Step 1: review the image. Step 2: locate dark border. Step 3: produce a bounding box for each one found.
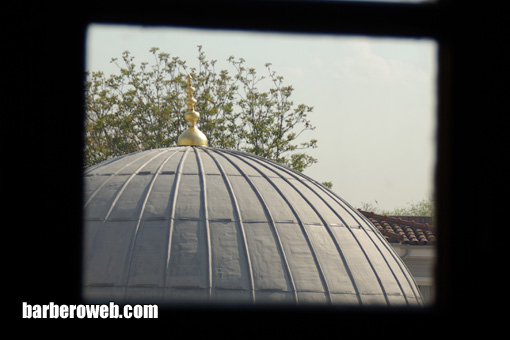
[8,0,508,332]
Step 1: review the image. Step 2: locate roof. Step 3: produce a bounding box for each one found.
[83,146,424,306]
[358,210,436,245]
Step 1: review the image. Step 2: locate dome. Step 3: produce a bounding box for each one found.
[83,146,423,306]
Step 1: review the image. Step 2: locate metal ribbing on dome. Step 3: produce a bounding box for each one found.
[83,146,423,306]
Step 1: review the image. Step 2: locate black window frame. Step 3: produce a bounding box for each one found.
[10,0,507,332]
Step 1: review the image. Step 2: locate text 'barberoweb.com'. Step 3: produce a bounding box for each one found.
[22,302,158,319]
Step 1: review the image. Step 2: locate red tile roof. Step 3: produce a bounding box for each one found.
[358,210,436,245]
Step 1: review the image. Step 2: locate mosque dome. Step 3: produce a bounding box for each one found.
[82,76,423,306]
[83,146,423,306]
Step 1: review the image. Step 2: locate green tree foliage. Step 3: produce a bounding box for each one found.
[359,197,434,217]
[321,181,333,189]
[85,46,318,171]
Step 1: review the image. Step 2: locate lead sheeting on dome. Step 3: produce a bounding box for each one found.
[83,146,423,306]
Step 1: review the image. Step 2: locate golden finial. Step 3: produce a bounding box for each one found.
[177,75,208,147]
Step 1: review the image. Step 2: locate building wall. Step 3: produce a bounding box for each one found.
[392,244,436,305]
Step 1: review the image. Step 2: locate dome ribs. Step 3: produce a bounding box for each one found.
[103,151,166,222]
[83,147,425,306]
[84,150,160,211]
[255,156,397,305]
[194,148,213,298]
[355,211,430,305]
[84,150,169,286]
[164,147,191,288]
[225,149,364,305]
[217,149,334,304]
[217,151,331,303]
[123,149,179,298]
[84,153,149,209]
[203,148,256,303]
[271,163,420,306]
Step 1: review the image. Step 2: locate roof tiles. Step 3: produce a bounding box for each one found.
[358,210,436,245]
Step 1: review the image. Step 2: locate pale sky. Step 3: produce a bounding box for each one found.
[86,24,437,212]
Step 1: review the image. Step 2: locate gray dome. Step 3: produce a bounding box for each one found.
[83,146,423,306]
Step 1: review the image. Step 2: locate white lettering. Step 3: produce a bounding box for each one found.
[49,302,59,318]
[85,304,100,318]
[124,304,132,318]
[134,305,143,319]
[60,304,69,318]
[99,304,108,318]
[22,302,31,318]
[69,304,77,318]
[109,302,120,318]
[22,302,158,318]
[76,305,86,318]
[33,305,42,318]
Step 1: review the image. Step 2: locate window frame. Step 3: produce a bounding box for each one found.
[13,0,506,331]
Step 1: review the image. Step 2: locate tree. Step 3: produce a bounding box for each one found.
[85,46,318,172]
[359,197,434,217]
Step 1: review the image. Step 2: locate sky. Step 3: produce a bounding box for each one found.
[86,24,437,212]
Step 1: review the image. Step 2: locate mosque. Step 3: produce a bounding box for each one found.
[83,75,424,306]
